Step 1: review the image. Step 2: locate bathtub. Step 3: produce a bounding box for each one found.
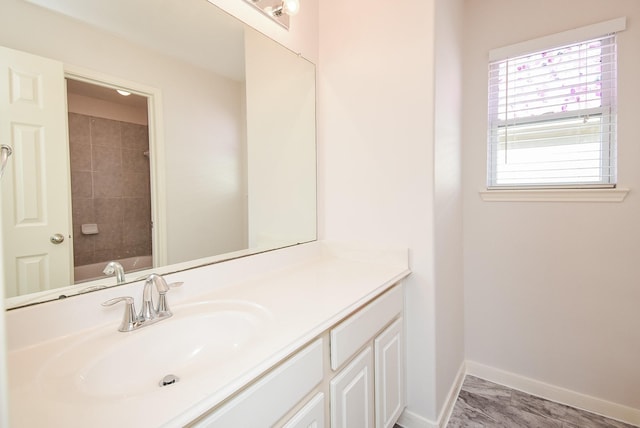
[74,255,153,284]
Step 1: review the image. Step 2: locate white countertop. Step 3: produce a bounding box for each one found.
[6,242,410,427]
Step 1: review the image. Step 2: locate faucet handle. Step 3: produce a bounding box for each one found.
[102,296,134,307]
[102,297,139,332]
[167,281,184,290]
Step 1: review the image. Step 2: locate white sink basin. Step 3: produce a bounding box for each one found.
[36,300,272,399]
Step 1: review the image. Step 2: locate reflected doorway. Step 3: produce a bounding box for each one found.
[66,79,153,283]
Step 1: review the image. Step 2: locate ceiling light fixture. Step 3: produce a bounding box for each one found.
[116,89,131,96]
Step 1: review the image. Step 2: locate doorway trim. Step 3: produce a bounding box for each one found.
[64,64,167,269]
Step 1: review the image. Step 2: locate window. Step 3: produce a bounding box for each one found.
[486,21,624,189]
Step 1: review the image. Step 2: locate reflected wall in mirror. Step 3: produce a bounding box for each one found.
[0,0,317,309]
[66,80,154,284]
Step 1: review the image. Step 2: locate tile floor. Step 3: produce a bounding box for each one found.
[445,376,636,428]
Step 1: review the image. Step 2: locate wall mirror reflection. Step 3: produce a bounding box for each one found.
[0,0,317,309]
[66,80,153,285]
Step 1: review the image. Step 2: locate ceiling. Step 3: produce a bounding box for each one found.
[24,0,246,81]
[66,79,149,109]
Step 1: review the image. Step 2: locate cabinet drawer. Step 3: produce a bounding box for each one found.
[330,285,402,370]
[193,339,323,428]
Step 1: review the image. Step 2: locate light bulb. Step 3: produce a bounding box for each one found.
[282,0,300,15]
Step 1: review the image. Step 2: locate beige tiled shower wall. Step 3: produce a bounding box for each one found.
[68,112,152,268]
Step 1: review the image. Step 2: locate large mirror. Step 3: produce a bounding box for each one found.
[0,0,317,309]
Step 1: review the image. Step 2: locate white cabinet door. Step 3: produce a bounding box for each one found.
[330,346,374,428]
[282,392,324,428]
[375,317,404,428]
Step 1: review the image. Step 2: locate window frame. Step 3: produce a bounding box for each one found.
[485,18,626,191]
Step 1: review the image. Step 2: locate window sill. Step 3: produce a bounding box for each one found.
[479,188,630,202]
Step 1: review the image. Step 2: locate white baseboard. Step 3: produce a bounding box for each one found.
[396,408,437,428]
[396,361,466,428]
[466,361,640,427]
[437,362,466,428]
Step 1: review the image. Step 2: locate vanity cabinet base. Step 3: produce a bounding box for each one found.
[190,283,405,428]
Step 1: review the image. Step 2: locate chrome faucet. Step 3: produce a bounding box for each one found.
[102,273,184,332]
[140,273,183,321]
[103,261,126,284]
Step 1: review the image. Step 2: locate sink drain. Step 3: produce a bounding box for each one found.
[159,374,180,387]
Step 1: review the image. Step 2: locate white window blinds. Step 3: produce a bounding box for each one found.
[487,32,619,189]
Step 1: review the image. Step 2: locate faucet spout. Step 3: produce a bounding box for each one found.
[140,273,170,321]
[103,261,126,284]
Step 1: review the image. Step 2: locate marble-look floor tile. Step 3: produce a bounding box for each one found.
[447,392,508,427]
[510,389,572,421]
[462,376,513,400]
[444,376,637,428]
[510,389,636,428]
[561,405,636,428]
[455,388,562,428]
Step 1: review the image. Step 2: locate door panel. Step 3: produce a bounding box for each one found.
[330,346,374,428]
[375,318,404,428]
[0,45,72,297]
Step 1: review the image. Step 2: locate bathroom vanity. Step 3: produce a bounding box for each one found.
[5,242,410,427]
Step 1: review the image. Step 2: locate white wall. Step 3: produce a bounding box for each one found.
[434,0,465,418]
[0,0,248,265]
[319,0,465,424]
[463,0,640,414]
[67,93,148,125]
[162,64,247,263]
[244,29,317,249]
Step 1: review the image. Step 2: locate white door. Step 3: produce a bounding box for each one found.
[0,45,72,297]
